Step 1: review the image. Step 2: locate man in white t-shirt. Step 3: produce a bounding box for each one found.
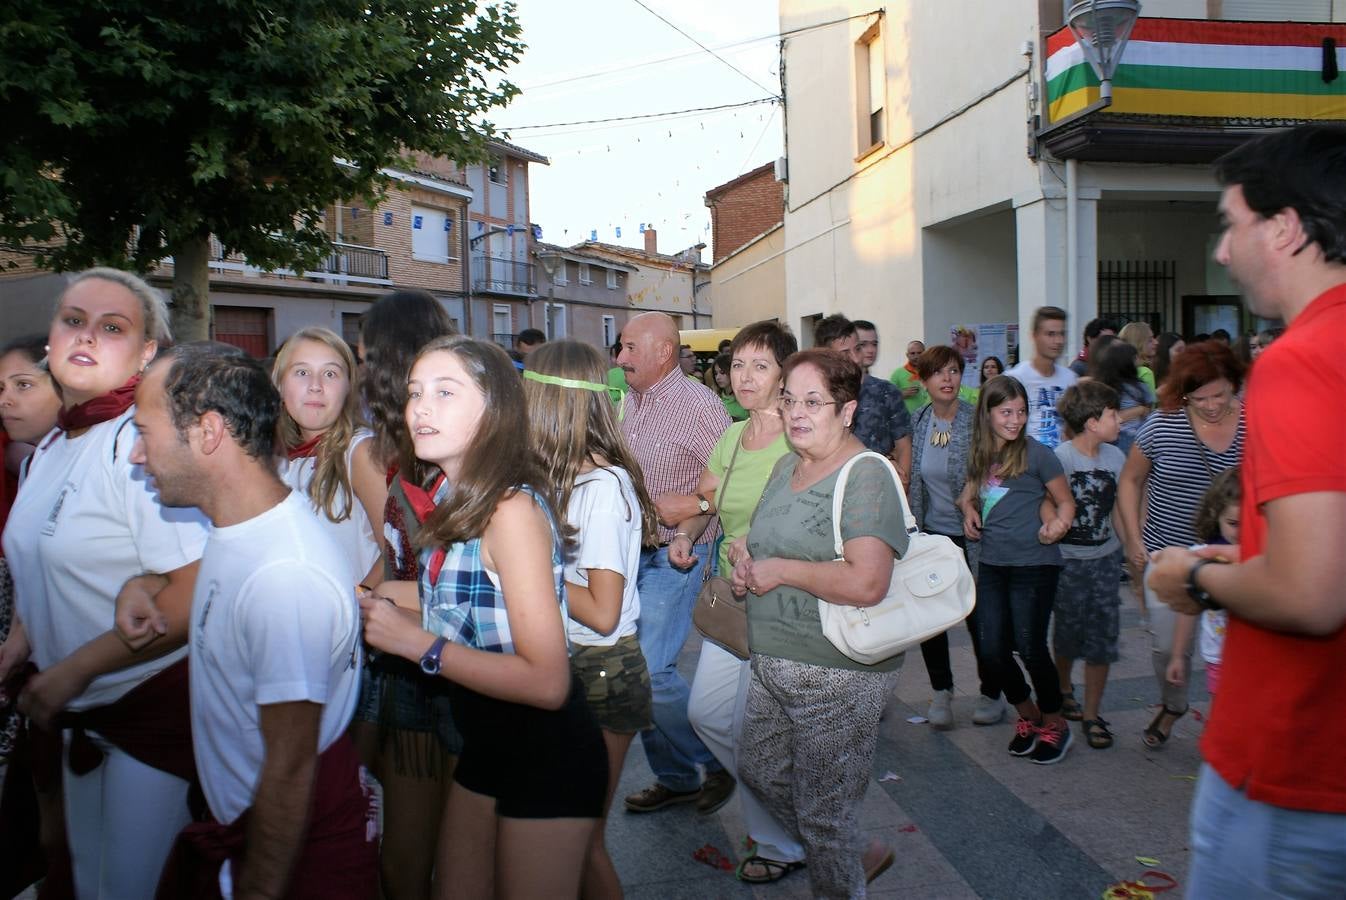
[118,342,374,899]
[1006,306,1078,449]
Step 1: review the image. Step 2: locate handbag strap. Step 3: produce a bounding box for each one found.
[703,428,746,579]
[829,450,916,559]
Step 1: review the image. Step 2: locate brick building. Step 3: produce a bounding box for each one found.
[703,162,786,328]
[704,161,785,263]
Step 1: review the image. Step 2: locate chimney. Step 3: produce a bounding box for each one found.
[644,228,658,255]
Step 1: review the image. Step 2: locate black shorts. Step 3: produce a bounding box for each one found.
[450,673,608,819]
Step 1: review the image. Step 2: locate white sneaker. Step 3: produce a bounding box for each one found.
[928,689,954,730]
[972,694,1007,726]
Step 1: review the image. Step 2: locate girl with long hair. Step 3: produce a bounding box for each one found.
[273,327,385,587]
[523,339,657,898]
[958,375,1076,764]
[1090,340,1154,455]
[1117,322,1158,392]
[360,337,606,899]
[353,290,459,900]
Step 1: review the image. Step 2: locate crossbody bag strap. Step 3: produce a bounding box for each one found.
[829,450,917,560]
[703,429,746,579]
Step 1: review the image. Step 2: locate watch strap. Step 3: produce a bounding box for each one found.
[420,635,449,674]
[1186,558,1223,611]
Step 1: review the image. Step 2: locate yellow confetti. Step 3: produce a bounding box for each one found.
[1169,774,1197,781]
[1135,856,1161,866]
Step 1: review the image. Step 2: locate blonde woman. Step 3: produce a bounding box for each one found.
[1118,322,1158,394]
[523,339,657,900]
[273,327,386,588]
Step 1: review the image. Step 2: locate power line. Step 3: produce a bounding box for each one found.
[627,0,780,97]
[503,96,777,132]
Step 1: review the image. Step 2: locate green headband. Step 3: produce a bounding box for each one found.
[522,369,609,393]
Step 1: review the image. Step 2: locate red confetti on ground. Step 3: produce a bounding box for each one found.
[1190,708,1205,722]
[692,843,734,871]
[897,824,919,833]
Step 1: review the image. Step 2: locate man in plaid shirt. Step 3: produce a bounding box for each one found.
[616,312,737,815]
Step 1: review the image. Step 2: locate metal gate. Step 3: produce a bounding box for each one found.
[1097,260,1177,334]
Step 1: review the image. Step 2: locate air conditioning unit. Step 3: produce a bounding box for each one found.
[773,156,788,183]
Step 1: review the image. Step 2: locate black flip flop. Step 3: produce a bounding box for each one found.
[736,855,806,884]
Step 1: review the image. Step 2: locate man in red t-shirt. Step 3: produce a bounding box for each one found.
[1148,125,1346,897]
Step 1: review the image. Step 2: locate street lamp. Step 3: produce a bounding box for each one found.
[1066,0,1141,103]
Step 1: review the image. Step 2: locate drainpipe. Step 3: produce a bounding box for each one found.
[461,207,473,336]
[1066,158,1079,358]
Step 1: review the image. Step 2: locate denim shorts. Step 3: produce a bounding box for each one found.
[569,633,653,735]
[354,654,463,757]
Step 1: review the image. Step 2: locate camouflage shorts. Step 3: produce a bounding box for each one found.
[570,633,653,735]
[1051,550,1123,664]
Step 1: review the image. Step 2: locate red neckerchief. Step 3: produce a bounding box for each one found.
[904,362,919,378]
[56,375,140,432]
[286,435,322,460]
[401,473,448,584]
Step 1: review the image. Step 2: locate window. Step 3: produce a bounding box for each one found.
[606,268,618,290]
[553,260,568,285]
[411,205,455,264]
[488,155,507,185]
[492,304,512,342]
[857,25,885,153]
[546,303,567,339]
[341,312,363,349]
[579,263,592,285]
[212,306,271,357]
[602,315,617,348]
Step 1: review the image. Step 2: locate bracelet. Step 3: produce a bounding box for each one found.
[673,532,691,542]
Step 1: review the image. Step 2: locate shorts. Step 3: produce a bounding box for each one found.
[1051,550,1123,664]
[569,633,653,734]
[450,674,608,820]
[354,654,463,756]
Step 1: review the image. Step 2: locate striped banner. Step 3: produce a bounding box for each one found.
[1046,17,1346,122]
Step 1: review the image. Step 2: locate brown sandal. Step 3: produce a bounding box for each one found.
[1142,706,1185,749]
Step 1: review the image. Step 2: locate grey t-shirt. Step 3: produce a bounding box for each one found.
[976,438,1066,567]
[747,454,909,672]
[918,422,963,536]
[1053,441,1126,560]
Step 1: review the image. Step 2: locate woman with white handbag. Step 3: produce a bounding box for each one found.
[731,349,907,899]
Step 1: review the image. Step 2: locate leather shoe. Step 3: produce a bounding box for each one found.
[624,782,700,813]
[696,770,736,814]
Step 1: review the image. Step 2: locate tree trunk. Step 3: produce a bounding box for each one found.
[169,232,211,343]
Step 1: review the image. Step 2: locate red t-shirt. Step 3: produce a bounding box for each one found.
[1201,283,1346,813]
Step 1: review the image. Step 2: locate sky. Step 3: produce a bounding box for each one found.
[492,0,784,262]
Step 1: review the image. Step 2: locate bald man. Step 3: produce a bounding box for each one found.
[615,313,736,815]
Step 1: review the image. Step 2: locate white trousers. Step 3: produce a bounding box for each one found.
[64,731,192,900]
[688,640,805,863]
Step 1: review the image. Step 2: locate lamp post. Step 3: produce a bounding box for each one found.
[1066,0,1141,103]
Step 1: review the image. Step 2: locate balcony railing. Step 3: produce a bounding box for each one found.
[208,236,391,286]
[471,254,536,296]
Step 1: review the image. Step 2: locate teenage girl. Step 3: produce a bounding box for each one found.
[1167,467,1240,696]
[359,337,607,899]
[273,327,385,588]
[523,339,657,899]
[958,375,1077,765]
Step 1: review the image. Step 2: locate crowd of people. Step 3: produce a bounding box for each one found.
[0,126,1341,900]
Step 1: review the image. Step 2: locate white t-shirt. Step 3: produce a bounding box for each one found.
[190,491,361,824]
[2,412,207,710]
[564,467,643,647]
[276,428,380,588]
[1005,361,1078,449]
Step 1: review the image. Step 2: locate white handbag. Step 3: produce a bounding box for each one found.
[817,451,976,665]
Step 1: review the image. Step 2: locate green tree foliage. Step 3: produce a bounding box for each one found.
[0,0,523,339]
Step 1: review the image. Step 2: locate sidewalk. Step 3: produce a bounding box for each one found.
[609,591,1208,899]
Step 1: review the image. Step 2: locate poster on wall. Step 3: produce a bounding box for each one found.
[952,323,1019,388]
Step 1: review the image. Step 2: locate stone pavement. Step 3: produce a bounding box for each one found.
[608,590,1209,899]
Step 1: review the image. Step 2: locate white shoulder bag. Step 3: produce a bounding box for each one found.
[817,451,976,666]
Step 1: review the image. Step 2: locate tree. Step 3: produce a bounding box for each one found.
[0,0,523,340]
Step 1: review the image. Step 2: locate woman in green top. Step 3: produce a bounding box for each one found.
[733,349,908,898]
[708,351,748,421]
[1119,321,1159,393]
[666,321,801,884]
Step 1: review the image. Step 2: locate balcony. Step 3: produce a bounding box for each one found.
[471,254,536,296]
[1041,17,1346,163]
[208,237,392,287]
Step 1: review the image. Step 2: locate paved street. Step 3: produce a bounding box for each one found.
[608,590,1207,899]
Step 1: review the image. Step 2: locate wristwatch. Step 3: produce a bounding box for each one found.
[419,636,449,675]
[696,493,711,514]
[1186,559,1224,611]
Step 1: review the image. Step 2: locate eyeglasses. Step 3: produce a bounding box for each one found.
[779,397,838,413]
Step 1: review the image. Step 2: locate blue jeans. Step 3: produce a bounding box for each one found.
[635,544,721,792]
[1189,763,1346,898]
[974,563,1062,715]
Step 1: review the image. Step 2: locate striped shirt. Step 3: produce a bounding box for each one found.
[620,365,730,545]
[1135,409,1245,553]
